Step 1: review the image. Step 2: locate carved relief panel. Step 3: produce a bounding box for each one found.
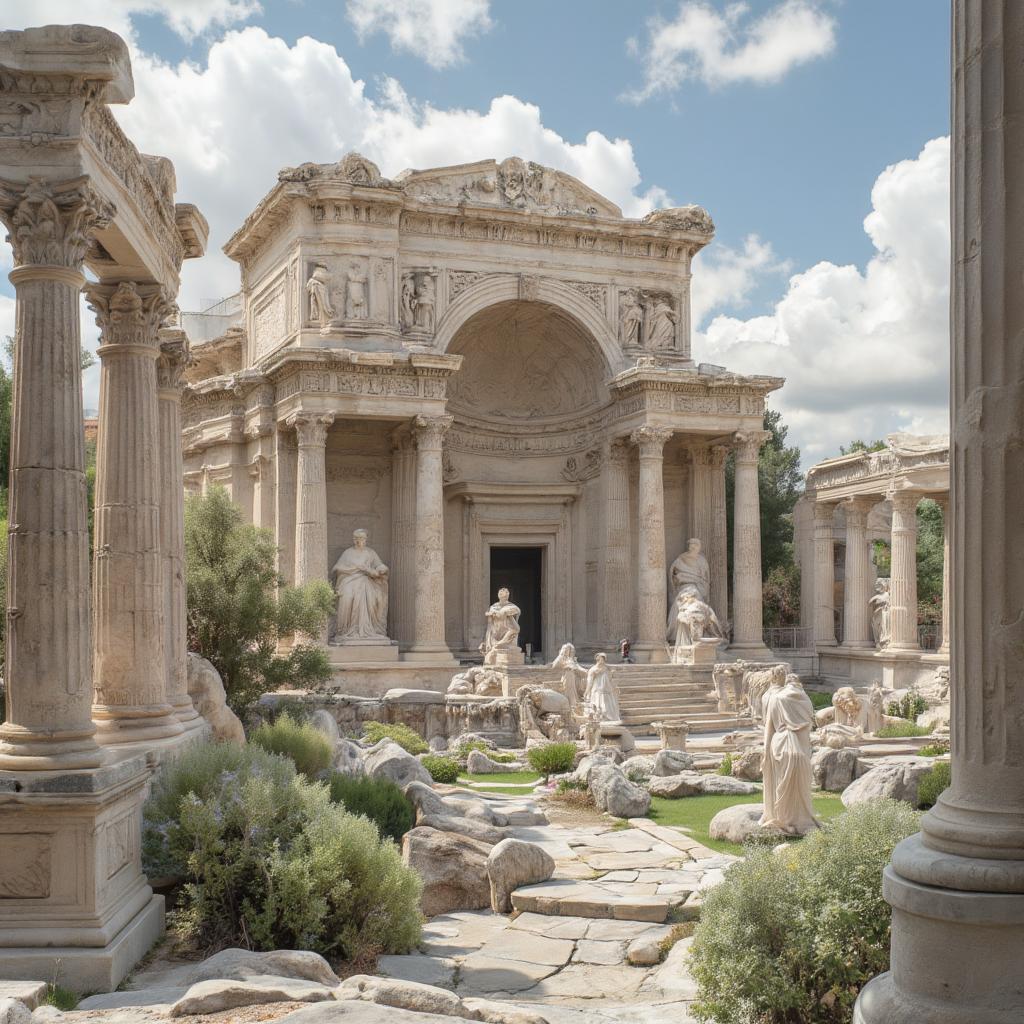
[252,275,287,359]
[400,267,438,334]
[304,255,395,331]
[617,288,679,353]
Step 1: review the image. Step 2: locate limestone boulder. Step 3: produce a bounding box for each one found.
[572,746,622,784]
[653,748,694,776]
[337,976,463,1017]
[731,746,764,782]
[402,826,493,916]
[841,759,934,808]
[620,754,657,781]
[647,771,705,798]
[364,740,432,789]
[708,803,779,844]
[168,977,333,1016]
[466,748,521,774]
[416,813,504,847]
[334,738,364,775]
[589,764,651,818]
[0,999,32,1024]
[186,652,245,744]
[486,837,555,913]
[699,774,760,796]
[444,794,509,827]
[812,746,864,792]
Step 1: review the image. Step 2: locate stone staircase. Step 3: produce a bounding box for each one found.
[611,664,743,734]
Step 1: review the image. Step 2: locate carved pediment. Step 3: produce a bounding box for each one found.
[642,205,715,236]
[278,152,392,188]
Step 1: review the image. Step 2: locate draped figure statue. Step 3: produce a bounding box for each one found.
[584,653,621,723]
[760,673,819,835]
[869,579,892,649]
[551,643,585,710]
[332,528,389,641]
[667,538,712,639]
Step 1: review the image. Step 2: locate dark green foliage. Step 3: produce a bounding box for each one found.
[362,721,429,754]
[875,721,932,738]
[717,753,733,776]
[914,498,945,606]
[840,439,887,454]
[327,772,415,844]
[45,985,79,1011]
[249,712,333,779]
[184,487,334,713]
[917,761,951,809]
[887,694,927,721]
[762,562,801,629]
[918,741,950,758]
[690,800,921,1024]
[421,755,461,784]
[808,691,833,711]
[450,738,517,765]
[526,741,577,778]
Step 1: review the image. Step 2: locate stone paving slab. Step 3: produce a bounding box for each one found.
[511,880,674,922]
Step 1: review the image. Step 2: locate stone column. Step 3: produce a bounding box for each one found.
[812,502,837,646]
[887,491,920,651]
[841,497,875,648]
[0,179,110,769]
[730,430,771,654]
[708,444,730,626]
[855,5,1024,1019]
[289,412,334,588]
[601,438,631,648]
[389,428,417,648]
[936,494,951,655]
[157,330,201,730]
[630,426,672,662]
[688,446,713,556]
[89,280,183,744]
[408,415,454,660]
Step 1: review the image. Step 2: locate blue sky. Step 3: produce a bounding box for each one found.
[0,0,952,463]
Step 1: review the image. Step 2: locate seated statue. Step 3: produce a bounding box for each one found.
[447,666,503,697]
[332,528,389,641]
[479,587,522,665]
[671,590,725,661]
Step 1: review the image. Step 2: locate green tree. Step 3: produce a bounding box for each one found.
[840,438,887,454]
[185,486,334,713]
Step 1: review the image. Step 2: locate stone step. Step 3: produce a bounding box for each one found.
[510,879,678,923]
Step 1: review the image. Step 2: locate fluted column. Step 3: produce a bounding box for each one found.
[389,428,417,647]
[0,179,110,769]
[408,415,454,659]
[708,444,730,626]
[936,494,950,655]
[688,445,713,557]
[812,502,837,646]
[856,6,1024,1019]
[730,430,771,653]
[888,491,920,651]
[157,330,201,730]
[631,426,672,662]
[601,439,631,648]
[841,497,875,648]
[89,280,183,744]
[289,412,334,588]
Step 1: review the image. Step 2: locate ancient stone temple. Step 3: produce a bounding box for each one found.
[181,153,782,691]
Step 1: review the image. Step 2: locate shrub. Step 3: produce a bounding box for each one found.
[875,721,932,738]
[918,741,950,757]
[327,773,415,844]
[552,777,594,808]
[143,741,422,960]
[690,800,921,1024]
[917,761,951,809]
[362,721,428,755]
[808,691,833,711]
[718,752,733,776]
[420,755,460,784]
[886,693,927,721]
[250,712,333,779]
[451,738,517,765]
[527,741,577,779]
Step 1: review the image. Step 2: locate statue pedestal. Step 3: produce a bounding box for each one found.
[597,721,636,754]
[328,638,399,664]
[671,639,722,666]
[485,648,525,668]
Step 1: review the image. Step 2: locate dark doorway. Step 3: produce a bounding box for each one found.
[489,546,543,659]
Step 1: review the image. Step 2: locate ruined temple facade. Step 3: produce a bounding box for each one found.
[181,154,782,687]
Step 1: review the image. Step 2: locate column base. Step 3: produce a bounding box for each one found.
[92,704,185,744]
[0,725,104,771]
[403,647,459,666]
[631,642,669,664]
[841,641,875,650]
[854,834,1024,1023]
[171,699,207,732]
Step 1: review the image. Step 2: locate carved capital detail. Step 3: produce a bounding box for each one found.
[0,175,114,269]
[156,331,193,392]
[413,414,453,450]
[890,490,922,516]
[288,412,335,447]
[630,425,672,457]
[87,280,173,351]
[733,429,771,464]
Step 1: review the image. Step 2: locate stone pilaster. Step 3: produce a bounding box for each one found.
[0,178,110,769]
[274,426,297,586]
[688,446,713,559]
[936,494,950,655]
[249,455,275,530]
[730,430,771,654]
[389,429,417,648]
[156,330,201,730]
[601,439,631,648]
[630,426,672,662]
[88,280,183,744]
[841,497,875,648]
[887,491,920,651]
[289,412,334,588]
[708,444,730,627]
[855,5,1024,1018]
[812,502,837,646]
[408,415,454,660]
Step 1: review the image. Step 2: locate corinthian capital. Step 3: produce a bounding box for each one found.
[288,411,335,447]
[733,429,771,464]
[86,280,173,350]
[0,175,114,269]
[156,330,193,393]
[630,425,673,457]
[413,414,453,449]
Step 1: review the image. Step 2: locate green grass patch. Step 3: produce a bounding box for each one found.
[458,770,541,786]
[649,792,846,855]
[45,985,79,1011]
[807,691,833,711]
[876,721,933,738]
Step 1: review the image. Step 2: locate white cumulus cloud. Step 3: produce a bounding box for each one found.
[627,0,837,102]
[345,0,492,69]
[694,136,951,466]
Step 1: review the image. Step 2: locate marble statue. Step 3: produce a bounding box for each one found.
[672,589,725,649]
[711,660,748,714]
[746,663,788,725]
[414,274,435,331]
[480,587,522,664]
[584,653,621,723]
[869,578,892,649]
[760,673,819,835]
[817,722,865,749]
[400,274,416,328]
[620,290,643,347]
[867,680,885,734]
[670,537,711,604]
[833,686,867,729]
[551,642,585,709]
[345,261,367,319]
[646,296,677,351]
[447,665,502,697]
[306,264,334,328]
[582,706,603,751]
[332,528,389,641]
